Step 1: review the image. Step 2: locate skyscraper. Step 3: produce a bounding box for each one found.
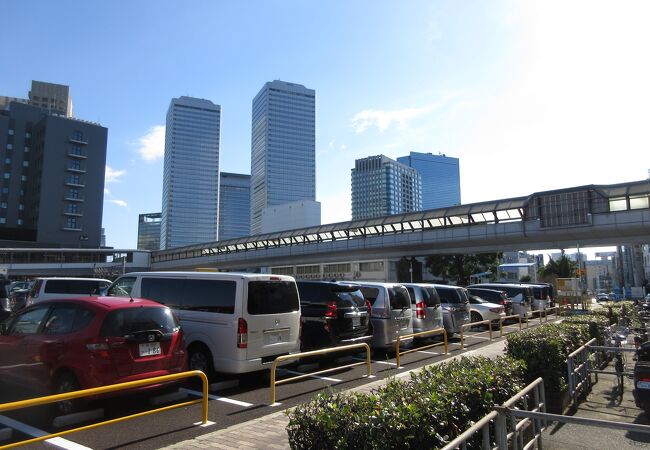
[160,96,221,249]
[0,102,107,247]
[137,212,161,250]
[250,80,316,235]
[351,155,422,220]
[218,172,251,241]
[1,81,73,117]
[397,152,461,210]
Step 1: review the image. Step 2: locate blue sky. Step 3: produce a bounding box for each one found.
[2,1,649,250]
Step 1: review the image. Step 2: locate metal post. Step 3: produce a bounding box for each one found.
[460,326,465,350]
[495,411,507,449]
[488,320,493,341]
[567,356,574,401]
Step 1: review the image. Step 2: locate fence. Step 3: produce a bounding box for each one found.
[270,342,372,404]
[0,370,209,449]
[395,327,448,368]
[459,320,493,350]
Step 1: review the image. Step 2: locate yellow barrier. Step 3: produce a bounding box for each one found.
[460,319,493,350]
[270,343,371,404]
[0,370,209,449]
[528,308,548,324]
[499,314,523,337]
[395,327,447,369]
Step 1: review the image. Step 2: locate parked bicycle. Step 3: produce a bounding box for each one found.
[610,325,629,397]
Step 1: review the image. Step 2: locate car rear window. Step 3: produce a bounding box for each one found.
[44,279,103,295]
[437,287,465,304]
[387,286,410,310]
[422,287,441,307]
[140,277,236,314]
[359,287,380,305]
[100,307,179,337]
[247,281,300,315]
[334,289,366,307]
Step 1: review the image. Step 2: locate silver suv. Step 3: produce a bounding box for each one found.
[401,283,443,335]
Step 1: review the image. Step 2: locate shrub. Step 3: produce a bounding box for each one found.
[286,356,525,450]
[505,322,589,392]
[561,314,609,344]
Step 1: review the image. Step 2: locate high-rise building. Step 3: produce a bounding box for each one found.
[397,152,460,210]
[0,102,107,247]
[137,212,162,250]
[351,155,422,220]
[250,80,316,235]
[261,200,321,234]
[218,173,251,241]
[1,81,73,117]
[161,96,221,249]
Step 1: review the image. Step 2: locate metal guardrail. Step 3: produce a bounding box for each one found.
[395,327,448,368]
[459,319,493,350]
[498,314,523,337]
[441,377,546,450]
[270,343,371,404]
[567,337,597,403]
[0,370,209,449]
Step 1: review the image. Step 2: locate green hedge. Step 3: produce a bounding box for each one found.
[560,314,609,344]
[505,322,590,392]
[286,356,525,450]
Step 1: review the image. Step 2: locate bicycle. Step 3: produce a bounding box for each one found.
[611,326,629,398]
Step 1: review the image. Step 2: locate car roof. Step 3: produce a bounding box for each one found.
[118,271,294,281]
[31,296,165,311]
[35,277,112,282]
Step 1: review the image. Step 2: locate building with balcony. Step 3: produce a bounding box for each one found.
[0,102,107,247]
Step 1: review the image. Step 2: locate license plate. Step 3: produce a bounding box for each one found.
[637,381,650,390]
[264,331,286,344]
[352,317,361,327]
[139,342,161,357]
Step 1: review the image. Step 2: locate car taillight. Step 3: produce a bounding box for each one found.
[86,340,110,358]
[365,299,372,314]
[325,300,337,318]
[237,318,248,349]
[416,301,426,319]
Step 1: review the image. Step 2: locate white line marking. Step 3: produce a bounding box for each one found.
[193,420,216,428]
[180,388,253,408]
[278,369,342,382]
[352,357,397,366]
[416,350,441,355]
[0,415,91,450]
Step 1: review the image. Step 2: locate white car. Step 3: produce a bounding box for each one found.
[468,294,505,326]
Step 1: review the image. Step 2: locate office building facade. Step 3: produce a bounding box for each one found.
[351,155,422,220]
[218,172,251,241]
[0,102,107,247]
[397,152,460,210]
[137,212,162,250]
[261,200,321,234]
[250,80,316,235]
[161,96,221,249]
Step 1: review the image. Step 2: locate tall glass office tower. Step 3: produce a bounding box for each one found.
[218,172,251,240]
[250,80,316,235]
[397,152,460,210]
[351,155,422,220]
[161,96,221,249]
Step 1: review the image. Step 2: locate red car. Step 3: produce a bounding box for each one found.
[0,297,187,414]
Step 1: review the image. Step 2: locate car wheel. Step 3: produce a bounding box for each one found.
[470,311,483,328]
[53,372,83,416]
[188,345,215,380]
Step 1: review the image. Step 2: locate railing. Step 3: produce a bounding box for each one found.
[528,308,548,324]
[441,377,546,450]
[395,327,447,368]
[459,320,493,350]
[270,343,372,404]
[498,314,523,337]
[567,337,597,403]
[0,370,209,449]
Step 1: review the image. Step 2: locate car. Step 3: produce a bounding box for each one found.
[466,287,513,315]
[0,297,187,415]
[356,282,413,350]
[468,294,506,327]
[401,283,444,335]
[596,293,609,302]
[106,272,301,376]
[296,281,371,352]
[27,277,112,306]
[429,284,471,336]
[467,283,532,318]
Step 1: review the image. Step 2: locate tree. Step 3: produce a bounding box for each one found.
[397,257,422,283]
[425,253,501,285]
[520,275,532,283]
[538,250,577,280]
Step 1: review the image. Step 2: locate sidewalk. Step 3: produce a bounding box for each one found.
[162,341,508,450]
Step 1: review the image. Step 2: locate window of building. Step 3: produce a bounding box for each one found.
[8,130,14,136]
[20,175,26,182]
[17,219,23,225]
[69,160,81,171]
[70,146,84,156]
[4,158,10,165]
[66,203,78,214]
[6,144,12,150]
[66,217,78,229]
[68,174,80,185]
[68,188,79,199]
[24,146,29,153]
[22,161,28,167]
[72,130,83,141]
[18,204,24,211]
[1,188,8,194]
[0,218,6,224]
[1,203,7,209]
[3,173,9,179]
[25,132,31,139]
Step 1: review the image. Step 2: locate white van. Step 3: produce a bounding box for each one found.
[27,277,112,306]
[106,272,301,375]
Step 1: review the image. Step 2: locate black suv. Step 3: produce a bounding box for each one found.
[466,287,512,315]
[296,281,371,351]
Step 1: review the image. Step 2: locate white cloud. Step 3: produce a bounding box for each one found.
[351,96,456,134]
[109,199,129,209]
[328,141,335,148]
[136,125,165,162]
[340,144,347,151]
[105,166,126,183]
